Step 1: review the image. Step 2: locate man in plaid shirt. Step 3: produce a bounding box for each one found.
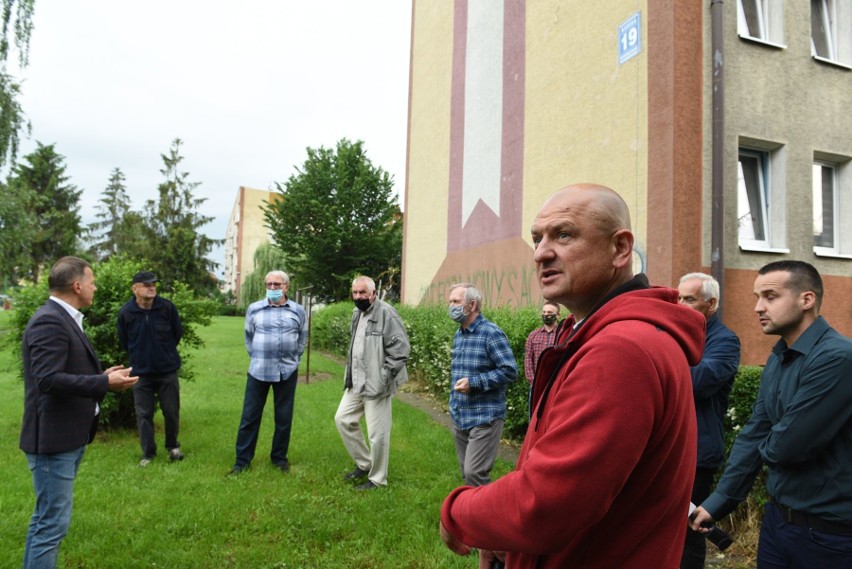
[228,270,307,475]
[523,301,562,383]
[447,283,517,487]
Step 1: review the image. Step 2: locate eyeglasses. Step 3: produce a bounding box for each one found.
[265,282,286,289]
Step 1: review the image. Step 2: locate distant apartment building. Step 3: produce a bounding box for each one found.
[223,187,279,298]
[402,1,851,364]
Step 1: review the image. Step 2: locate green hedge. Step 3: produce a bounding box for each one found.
[311,302,765,455]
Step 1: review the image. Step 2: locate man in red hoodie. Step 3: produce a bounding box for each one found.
[441,183,705,568]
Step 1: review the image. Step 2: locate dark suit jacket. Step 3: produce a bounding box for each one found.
[19,299,109,454]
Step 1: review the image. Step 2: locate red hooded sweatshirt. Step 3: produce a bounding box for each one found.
[442,286,705,568]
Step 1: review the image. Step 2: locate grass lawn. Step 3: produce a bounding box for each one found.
[0,313,511,568]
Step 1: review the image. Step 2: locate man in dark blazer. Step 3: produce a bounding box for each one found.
[20,256,137,569]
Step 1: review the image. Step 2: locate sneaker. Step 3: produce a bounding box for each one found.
[343,466,369,481]
[139,456,153,468]
[169,448,184,462]
[355,481,379,491]
[276,462,290,473]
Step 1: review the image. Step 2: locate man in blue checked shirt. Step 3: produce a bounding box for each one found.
[447,283,518,487]
[228,270,307,475]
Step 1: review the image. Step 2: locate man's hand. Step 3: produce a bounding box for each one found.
[689,505,714,533]
[454,378,471,393]
[107,367,138,392]
[440,521,472,556]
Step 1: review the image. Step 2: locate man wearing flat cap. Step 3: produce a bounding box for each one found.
[118,271,184,466]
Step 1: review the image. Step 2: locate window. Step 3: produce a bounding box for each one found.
[737,141,788,252]
[813,154,852,257]
[738,150,769,245]
[811,0,852,67]
[813,162,836,249]
[738,0,785,46]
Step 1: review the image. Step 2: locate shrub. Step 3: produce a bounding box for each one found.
[8,255,218,429]
[723,365,768,503]
[309,302,355,356]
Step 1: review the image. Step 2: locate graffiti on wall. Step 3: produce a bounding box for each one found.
[419,262,538,308]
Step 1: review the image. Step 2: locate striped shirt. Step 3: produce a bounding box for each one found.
[244,297,307,382]
[450,314,518,430]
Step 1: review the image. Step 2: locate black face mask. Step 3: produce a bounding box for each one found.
[542,314,558,325]
[354,298,372,312]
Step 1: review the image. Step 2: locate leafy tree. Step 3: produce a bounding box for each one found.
[5,142,83,284]
[264,138,403,302]
[8,255,218,429]
[0,0,34,168]
[0,177,35,287]
[239,243,288,308]
[143,138,222,295]
[87,167,147,261]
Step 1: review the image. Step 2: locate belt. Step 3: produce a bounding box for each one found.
[771,500,852,535]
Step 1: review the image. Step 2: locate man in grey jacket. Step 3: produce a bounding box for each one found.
[334,275,410,490]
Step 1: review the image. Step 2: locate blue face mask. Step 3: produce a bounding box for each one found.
[267,289,284,302]
[448,304,467,323]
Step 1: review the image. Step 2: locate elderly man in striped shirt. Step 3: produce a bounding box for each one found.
[447,283,518,487]
[228,270,307,475]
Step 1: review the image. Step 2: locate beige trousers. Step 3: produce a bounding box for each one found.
[334,388,392,486]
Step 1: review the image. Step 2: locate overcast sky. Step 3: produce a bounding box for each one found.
[12,1,412,276]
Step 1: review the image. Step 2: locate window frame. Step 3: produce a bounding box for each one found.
[813,153,852,259]
[737,140,788,254]
[812,160,837,250]
[737,0,786,48]
[811,0,852,69]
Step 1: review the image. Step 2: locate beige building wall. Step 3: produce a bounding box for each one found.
[403,1,454,307]
[522,2,649,269]
[403,0,650,307]
[223,187,277,297]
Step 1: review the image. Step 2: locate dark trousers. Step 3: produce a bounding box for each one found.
[234,371,298,468]
[756,502,852,569]
[681,467,717,569]
[133,372,180,458]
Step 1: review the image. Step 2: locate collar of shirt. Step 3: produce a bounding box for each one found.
[772,316,829,360]
[50,296,85,331]
[461,313,484,334]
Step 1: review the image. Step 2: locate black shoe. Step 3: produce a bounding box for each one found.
[355,481,378,491]
[169,447,184,462]
[343,466,369,481]
[276,463,290,473]
[227,465,247,477]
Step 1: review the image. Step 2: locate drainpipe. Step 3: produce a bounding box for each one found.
[710,0,726,320]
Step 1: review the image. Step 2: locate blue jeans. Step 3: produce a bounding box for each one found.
[23,446,86,569]
[234,371,298,468]
[757,502,852,569]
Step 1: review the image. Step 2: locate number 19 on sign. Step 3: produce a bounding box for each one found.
[618,12,641,65]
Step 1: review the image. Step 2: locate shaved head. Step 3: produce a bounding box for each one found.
[531,183,635,318]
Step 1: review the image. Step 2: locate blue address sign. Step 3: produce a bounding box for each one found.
[618,12,641,65]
